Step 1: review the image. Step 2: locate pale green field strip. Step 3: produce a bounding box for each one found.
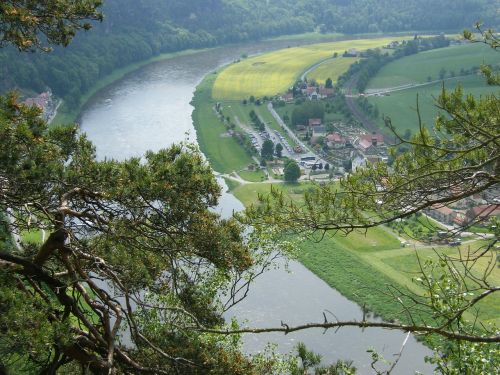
[367,43,500,89]
[213,36,410,100]
[368,74,498,133]
[192,74,254,173]
[307,57,360,84]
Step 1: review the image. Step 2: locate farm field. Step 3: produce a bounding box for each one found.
[213,36,409,100]
[367,43,499,89]
[368,74,498,133]
[306,57,360,84]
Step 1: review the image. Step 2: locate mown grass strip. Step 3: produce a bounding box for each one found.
[192,74,254,173]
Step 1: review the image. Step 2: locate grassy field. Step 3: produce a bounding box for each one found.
[231,181,499,325]
[238,170,266,182]
[367,43,499,89]
[213,37,409,100]
[231,181,320,206]
[191,74,254,173]
[307,57,360,84]
[368,74,498,133]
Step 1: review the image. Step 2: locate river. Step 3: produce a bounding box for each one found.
[79,36,434,374]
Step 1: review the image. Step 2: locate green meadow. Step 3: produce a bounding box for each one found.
[231,182,499,325]
[368,74,498,133]
[367,43,499,89]
[191,73,254,173]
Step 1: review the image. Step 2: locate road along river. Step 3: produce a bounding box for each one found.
[79,37,434,374]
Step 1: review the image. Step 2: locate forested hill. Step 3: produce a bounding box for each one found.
[1,0,498,108]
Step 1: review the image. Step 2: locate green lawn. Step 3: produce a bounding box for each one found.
[238,170,267,182]
[367,43,499,89]
[368,74,498,133]
[379,244,500,326]
[232,181,321,206]
[192,74,255,173]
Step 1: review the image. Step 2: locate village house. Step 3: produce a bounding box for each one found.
[302,86,318,100]
[357,133,384,152]
[24,91,51,111]
[312,125,326,135]
[326,132,345,149]
[386,41,401,49]
[308,118,322,127]
[318,86,334,98]
[279,92,294,103]
[465,205,500,225]
[344,48,359,57]
[426,205,457,225]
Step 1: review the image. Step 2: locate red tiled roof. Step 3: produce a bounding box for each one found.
[309,118,322,126]
[431,205,455,216]
[327,133,343,143]
[360,133,384,144]
[468,205,500,218]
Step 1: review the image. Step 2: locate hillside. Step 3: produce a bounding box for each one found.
[366,43,499,133]
[367,43,500,89]
[0,0,498,109]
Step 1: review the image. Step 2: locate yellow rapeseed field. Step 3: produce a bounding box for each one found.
[306,57,360,85]
[212,37,407,100]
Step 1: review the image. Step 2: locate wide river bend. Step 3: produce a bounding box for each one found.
[80,37,434,374]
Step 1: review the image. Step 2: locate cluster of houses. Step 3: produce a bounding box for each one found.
[294,114,390,172]
[279,81,335,103]
[425,186,500,228]
[22,91,56,121]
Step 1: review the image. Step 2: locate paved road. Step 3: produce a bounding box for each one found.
[300,57,335,81]
[256,113,294,158]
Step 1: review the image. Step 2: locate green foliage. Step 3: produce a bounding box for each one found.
[291,101,324,127]
[275,143,283,158]
[0,0,102,51]
[261,139,275,160]
[284,160,301,183]
[295,342,322,372]
[0,92,277,373]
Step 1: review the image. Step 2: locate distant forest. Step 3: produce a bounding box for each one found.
[1,0,498,107]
